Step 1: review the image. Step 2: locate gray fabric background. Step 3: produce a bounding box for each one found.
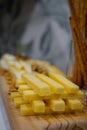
[0,0,72,73]
[0,0,72,72]
[20,0,72,73]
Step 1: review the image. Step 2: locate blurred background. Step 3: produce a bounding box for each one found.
[0,0,72,73]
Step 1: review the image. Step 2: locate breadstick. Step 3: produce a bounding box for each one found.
[74,31,87,87]
[70,17,87,87]
[73,60,78,84]
[77,62,82,87]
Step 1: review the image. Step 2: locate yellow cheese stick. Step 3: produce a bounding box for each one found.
[20,104,81,116]
[32,100,45,113]
[2,54,15,63]
[20,104,68,116]
[47,99,65,112]
[64,90,84,99]
[66,99,83,110]
[23,89,61,100]
[22,89,84,101]
[76,90,84,98]
[22,74,51,96]
[23,90,60,100]
[45,106,62,114]
[23,90,40,102]
[19,100,84,116]
[14,61,23,70]
[51,65,66,76]
[19,61,32,73]
[63,105,80,113]
[35,73,64,94]
[20,105,52,116]
[49,73,79,93]
[16,79,26,86]
[18,84,32,94]
[11,92,21,100]
[14,97,27,108]
[20,104,34,116]
[60,90,84,99]
[60,91,74,99]
[11,90,83,102]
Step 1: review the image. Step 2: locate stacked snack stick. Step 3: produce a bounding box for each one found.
[0,54,84,116]
[68,0,87,88]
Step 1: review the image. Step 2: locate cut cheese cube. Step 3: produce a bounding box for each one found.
[23,90,40,102]
[22,74,51,96]
[18,85,32,94]
[49,73,79,93]
[11,92,21,100]
[32,100,45,113]
[36,73,64,94]
[14,97,27,108]
[66,99,83,110]
[20,104,33,116]
[47,99,65,112]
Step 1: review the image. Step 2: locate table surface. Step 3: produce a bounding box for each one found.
[0,95,11,130]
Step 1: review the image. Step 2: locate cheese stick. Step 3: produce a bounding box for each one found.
[49,73,79,93]
[20,105,52,116]
[35,73,64,94]
[66,99,83,110]
[14,97,28,108]
[76,90,84,98]
[23,90,40,102]
[13,61,23,70]
[46,99,65,112]
[16,79,26,86]
[32,100,45,113]
[19,61,32,73]
[18,84,32,94]
[11,92,21,100]
[22,74,51,96]
[20,104,34,116]
[60,90,84,99]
